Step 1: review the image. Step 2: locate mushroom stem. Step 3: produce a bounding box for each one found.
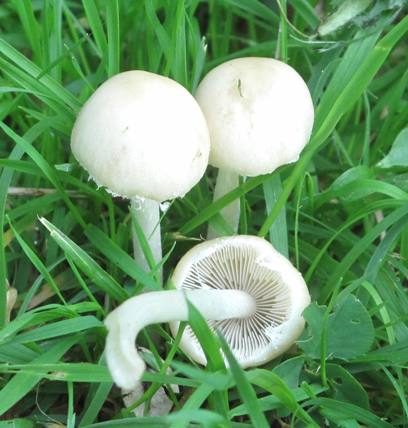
[104,289,256,390]
[207,169,240,239]
[130,197,162,280]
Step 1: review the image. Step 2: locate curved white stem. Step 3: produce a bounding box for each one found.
[207,169,240,239]
[130,197,162,280]
[105,289,256,390]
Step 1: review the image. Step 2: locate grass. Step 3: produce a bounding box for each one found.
[0,0,408,426]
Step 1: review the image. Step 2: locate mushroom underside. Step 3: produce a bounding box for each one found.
[177,243,292,360]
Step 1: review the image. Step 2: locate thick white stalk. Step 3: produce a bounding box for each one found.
[130,197,162,279]
[207,169,240,239]
[105,289,256,390]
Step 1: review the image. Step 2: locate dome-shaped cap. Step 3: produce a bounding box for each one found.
[71,71,210,202]
[170,235,310,368]
[195,57,314,177]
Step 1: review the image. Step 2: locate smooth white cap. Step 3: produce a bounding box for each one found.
[195,57,314,176]
[71,71,210,202]
[170,235,311,368]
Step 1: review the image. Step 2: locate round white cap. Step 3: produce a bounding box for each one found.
[170,235,310,368]
[71,71,210,202]
[195,57,314,176]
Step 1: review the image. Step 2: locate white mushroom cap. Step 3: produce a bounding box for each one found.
[170,235,310,368]
[71,71,210,202]
[195,57,314,177]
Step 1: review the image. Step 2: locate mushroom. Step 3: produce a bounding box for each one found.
[195,57,314,238]
[71,71,210,275]
[105,235,310,390]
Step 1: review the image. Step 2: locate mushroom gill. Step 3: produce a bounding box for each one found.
[181,241,291,359]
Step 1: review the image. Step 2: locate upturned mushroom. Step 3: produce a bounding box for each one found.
[71,71,210,275]
[105,236,310,390]
[195,57,314,237]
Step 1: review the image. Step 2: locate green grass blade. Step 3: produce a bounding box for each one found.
[0,38,80,112]
[1,362,111,383]
[263,174,288,256]
[13,316,102,344]
[80,380,112,426]
[0,120,50,327]
[218,335,269,428]
[106,0,120,77]
[8,218,67,306]
[11,0,42,61]
[187,300,228,418]
[309,397,394,428]
[0,335,78,416]
[39,217,128,302]
[247,369,319,426]
[82,0,108,58]
[321,203,408,301]
[84,225,159,291]
[0,122,86,228]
